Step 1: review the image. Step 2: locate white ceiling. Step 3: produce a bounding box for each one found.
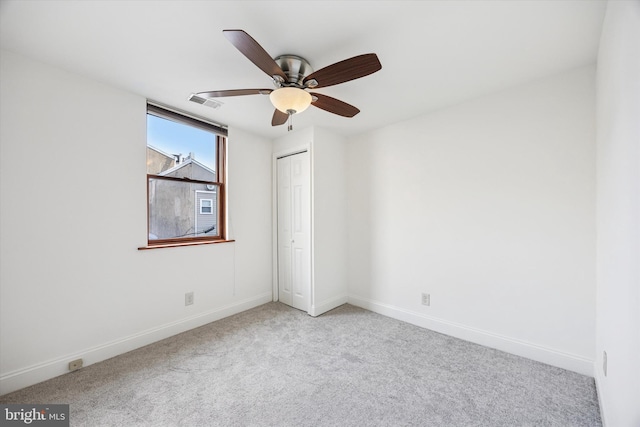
[0,0,606,139]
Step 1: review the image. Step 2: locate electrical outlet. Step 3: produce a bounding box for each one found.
[185,292,194,306]
[69,358,83,371]
[603,351,607,376]
[421,293,430,306]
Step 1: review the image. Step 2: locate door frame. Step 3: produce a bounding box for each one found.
[272,143,312,313]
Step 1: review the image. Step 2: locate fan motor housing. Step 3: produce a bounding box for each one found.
[274,55,313,87]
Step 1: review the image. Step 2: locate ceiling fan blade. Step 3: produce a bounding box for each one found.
[196,89,272,98]
[272,109,289,126]
[223,29,288,82]
[303,54,381,89]
[310,93,360,117]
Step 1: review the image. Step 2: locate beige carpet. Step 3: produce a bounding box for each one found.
[1,303,601,426]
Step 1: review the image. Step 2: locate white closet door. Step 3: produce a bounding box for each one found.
[277,152,310,312]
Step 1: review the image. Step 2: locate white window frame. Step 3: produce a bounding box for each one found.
[200,198,213,215]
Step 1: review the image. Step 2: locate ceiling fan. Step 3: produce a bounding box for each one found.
[192,29,382,131]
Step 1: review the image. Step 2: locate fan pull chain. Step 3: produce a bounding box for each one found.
[287,110,294,131]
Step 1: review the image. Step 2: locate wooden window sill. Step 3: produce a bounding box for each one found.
[138,239,235,250]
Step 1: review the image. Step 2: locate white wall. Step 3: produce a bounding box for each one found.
[227,126,274,302]
[272,126,313,155]
[309,127,348,315]
[595,1,640,426]
[0,50,273,394]
[346,66,597,375]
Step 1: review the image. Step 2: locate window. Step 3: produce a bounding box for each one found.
[146,104,227,246]
[200,199,213,214]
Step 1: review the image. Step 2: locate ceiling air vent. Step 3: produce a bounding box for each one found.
[188,94,223,109]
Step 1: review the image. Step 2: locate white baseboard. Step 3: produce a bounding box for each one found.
[594,371,607,427]
[348,295,595,377]
[0,292,272,396]
[309,294,348,317]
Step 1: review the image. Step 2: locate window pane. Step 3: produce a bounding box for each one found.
[200,199,213,214]
[148,178,220,240]
[147,114,217,179]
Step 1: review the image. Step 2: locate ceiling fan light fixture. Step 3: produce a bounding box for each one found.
[269,87,312,115]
